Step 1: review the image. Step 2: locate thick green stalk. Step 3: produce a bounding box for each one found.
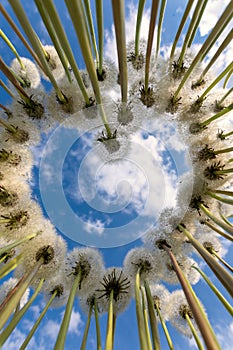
[95,0,103,75]
[8,0,66,103]
[135,0,146,57]
[145,0,159,92]
[0,258,43,330]
[54,273,81,350]
[172,1,233,100]
[144,280,161,350]
[199,204,233,235]
[211,251,233,273]
[0,233,38,256]
[212,189,233,197]
[0,279,44,347]
[170,0,195,61]
[84,0,99,64]
[34,0,71,83]
[94,299,102,350]
[185,313,204,350]
[214,146,233,155]
[141,288,153,350]
[0,29,25,70]
[156,306,174,350]
[178,225,233,298]
[223,67,233,88]
[187,0,208,48]
[111,0,128,103]
[105,289,114,350]
[206,190,233,206]
[200,102,233,128]
[135,269,148,350]
[162,243,221,350]
[0,253,24,280]
[156,0,167,58]
[80,305,92,350]
[204,220,233,242]
[191,266,233,316]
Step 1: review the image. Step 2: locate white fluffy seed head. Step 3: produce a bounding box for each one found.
[10,57,41,89]
[148,283,171,321]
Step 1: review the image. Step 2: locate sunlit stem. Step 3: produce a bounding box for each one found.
[8,0,66,103]
[19,290,57,350]
[204,219,233,242]
[0,103,12,117]
[172,1,233,100]
[0,118,20,134]
[0,253,24,280]
[215,168,233,175]
[145,0,159,92]
[156,0,167,58]
[0,233,38,256]
[191,265,233,317]
[0,29,25,70]
[141,287,153,350]
[135,0,146,57]
[80,304,92,350]
[206,190,233,206]
[83,0,99,67]
[105,289,114,350]
[54,272,81,350]
[135,268,149,350]
[111,0,128,103]
[178,224,233,298]
[210,250,233,274]
[185,313,204,350]
[199,203,233,235]
[39,0,90,105]
[95,0,104,75]
[162,243,221,350]
[218,87,233,105]
[170,0,195,61]
[199,102,233,128]
[178,0,203,68]
[155,305,174,350]
[212,189,233,197]
[200,30,233,80]
[198,62,233,102]
[94,299,102,350]
[0,257,44,330]
[34,0,71,83]
[219,209,233,228]
[0,279,44,347]
[144,280,161,350]
[223,67,233,88]
[0,5,44,71]
[0,80,16,99]
[187,0,208,48]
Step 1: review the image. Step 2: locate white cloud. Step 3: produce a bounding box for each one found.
[216,321,233,350]
[83,218,106,236]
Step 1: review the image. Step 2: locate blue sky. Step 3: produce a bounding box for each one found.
[1,0,233,349]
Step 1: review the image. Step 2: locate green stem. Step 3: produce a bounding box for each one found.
[135,0,146,57]
[80,304,92,350]
[211,251,233,273]
[0,233,38,256]
[223,66,233,88]
[105,289,114,350]
[95,0,103,75]
[141,287,153,350]
[206,190,233,206]
[156,0,167,58]
[170,0,195,61]
[214,146,233,155]
[187,0,208,48]
[191,265,233,317]
[0,258,44,330]
[0,253,24,279]
[204,220,233,242]
[144,280,161,350]
[212,189,233,196]
[54,272,81,350]
[0,279,44,347]
[111,0,128,103]
[178,224,233,298]
[135,268,148,350]
[0,29,25,70]
[218,87,233,105]
[156,307,174,350]
[0,79,16,99]
[145,0,159,92]
[200,102,233,128]
[162,243,221,350]
[185,313,204,350]
[94,299,102,350]
[84,0,99,65]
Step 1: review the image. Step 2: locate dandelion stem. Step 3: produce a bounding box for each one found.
[0,253,24,280]
[80,304,92,350]
[135,0,146,58]
[187,0,208,48]
[223,66,233,88]
[191,265,233,317]
[211,251,233,274]
[0,278,44,347]
[95,0,104,75]
[141,287,153,350]
[156,0,167,59]
[0,80,16,99]
[94,299,102,350]
[200,102,233,128]
[54,272,81,350]
[185,312,204,350]
[218,87,233,105]
[155,305,174,350]
[204,220,233,242]
[83,0,99,68]
[0,29,25,70]
[0,233,38,256]
[105,289,114,350]
[206,190,233,206]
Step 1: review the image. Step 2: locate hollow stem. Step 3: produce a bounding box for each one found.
[95,0,103,75]
[155,305,174,350]
[83,0,99,68]
[200,102,233,129]
[0,253,24,280]
[156,0,167,58]
[141,287,153,350]
[135,268,148,350]
[135,0,146,57]
[223,66,233,88]
[218,87,233,105]
[185,313,204,350]
[145,0,159,92]
[204,220,233,242]
[94,299,102,350]
[0,233,38,256]
[206,190,233,206]
[80,304,92,350]
[187,0,208,48]
[0,79,16,99]
[211,250,233,274]
[105,289,114,350]
[0,278,44,347]
[54,272,81,350]
[0,29,25,70]
[0,103,12,117]
[191,265,233,317]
